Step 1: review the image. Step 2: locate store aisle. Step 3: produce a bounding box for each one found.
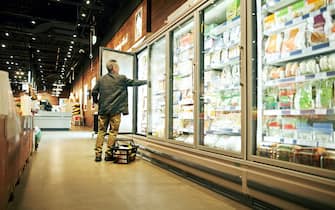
[8,131,250,210]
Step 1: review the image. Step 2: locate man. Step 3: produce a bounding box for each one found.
[92,59,147,162]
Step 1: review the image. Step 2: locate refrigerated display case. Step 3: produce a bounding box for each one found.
[254,0,335,172]
[148,37,166,138]
[170,18,195,144]
[199,0,242,153]
[137,49,148,135]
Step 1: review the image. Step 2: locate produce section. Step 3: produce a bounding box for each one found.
[257,0,335,169]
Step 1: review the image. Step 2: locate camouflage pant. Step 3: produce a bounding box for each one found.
[95,113,121,157]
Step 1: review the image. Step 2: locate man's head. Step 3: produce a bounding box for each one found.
[106,59,119,74]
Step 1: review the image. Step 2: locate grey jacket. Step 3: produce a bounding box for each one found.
[92,72,147,116]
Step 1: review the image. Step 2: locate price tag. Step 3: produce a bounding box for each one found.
[295,76,305,82]
[315,109,327,115]
[291,110,300,115]
[316,72,327,79]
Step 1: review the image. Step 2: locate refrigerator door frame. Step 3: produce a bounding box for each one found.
[98,47,136,134]
[146,35,170,141]
[135,47,149,136]
[246,1,335,180]
[194,0,247,158]
[167,14,197,148]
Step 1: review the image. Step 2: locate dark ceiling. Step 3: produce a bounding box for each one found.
[0,0,139,95]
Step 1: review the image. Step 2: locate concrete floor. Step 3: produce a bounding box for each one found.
[8,130,250,210]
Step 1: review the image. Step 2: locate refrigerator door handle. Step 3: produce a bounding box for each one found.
[239,45,245,87]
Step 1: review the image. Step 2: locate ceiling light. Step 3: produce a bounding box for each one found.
[32,37,36,40]
[81,13,86,17]
[67,51,71,54]
[8,67,11,69]
[36,49,40,53]
[40,65,43,68]
[70,41,74,44]
[6,61,9,64]
[38,58,41,61]
[67,55,71,58]
[10,62,14,65]
[64,58,67,61]
[10,56,13,58]
[73,34,77,38]
[86,0,90,4]
[77,23,81,27]
[15,63,18,65]
[21,72,24,75]
[1,44,6,48]
[69,48,72,51]
[31,20,36,24]
[5,32,9,36]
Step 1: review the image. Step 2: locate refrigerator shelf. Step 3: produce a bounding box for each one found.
[264,108,335,116]
[205,56,240,70]
[209,16,240,36]
[263,136,335,149]
[263,6,329,36]
[264,71,335,87]
[206,130,240,136]
[262,0,301,13]
[265,41,335,65]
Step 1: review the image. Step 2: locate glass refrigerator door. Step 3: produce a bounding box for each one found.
[199,0,242,153]
[170,18,195,144]
[137,49,148,135]
[254,0,335,172]
[100,48,135,133]
[148,37,166,138]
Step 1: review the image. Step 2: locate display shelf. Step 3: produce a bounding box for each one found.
[209,16,240,36]
[215,106,241,112]
[180,128,194,133]
[206,129,240,136]
[205,56,240,70]
[153,91,165,95]
[264,71,335,87]
[263,136,335,149]
[173,72,192,78]
[263,6,328,36]
[266,41,335,65]
[264,108,335,116]
[175,44,194,54]
[262,0,300,13]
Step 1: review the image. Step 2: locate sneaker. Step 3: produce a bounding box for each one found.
[95,156,102,162]
[104,156,115,161]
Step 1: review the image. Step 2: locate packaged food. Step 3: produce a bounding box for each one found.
[290,0,305,18]
[277,144,295,161]
[306,13,328,46]
[315,80,333,108]
[281,117,297,139]
[313,123,333,146]
[264,87,278,109]
[323,150,335,170]
[267,117,281,137]
[299,59,319,75]
[226,0,240,21]
[297,119,314,144]
[319,55,330,72]
[281,24,306,53]
[264,13,275,31]
[275,7,290,27]
[268,66,282,80]
[257,143,277,159]
[278,84,295,109]
[294,82,314,109]
[293,146,326,167]
[324,11,335,41]
[329,53,335,70]
[285,62,299,77]
[304,0,326,14]
[265,33,283,55]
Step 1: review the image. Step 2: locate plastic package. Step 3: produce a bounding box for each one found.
[294,82,314,109]
[315,80,333,108]
[306,13,328,46]
[281,24,306,53]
